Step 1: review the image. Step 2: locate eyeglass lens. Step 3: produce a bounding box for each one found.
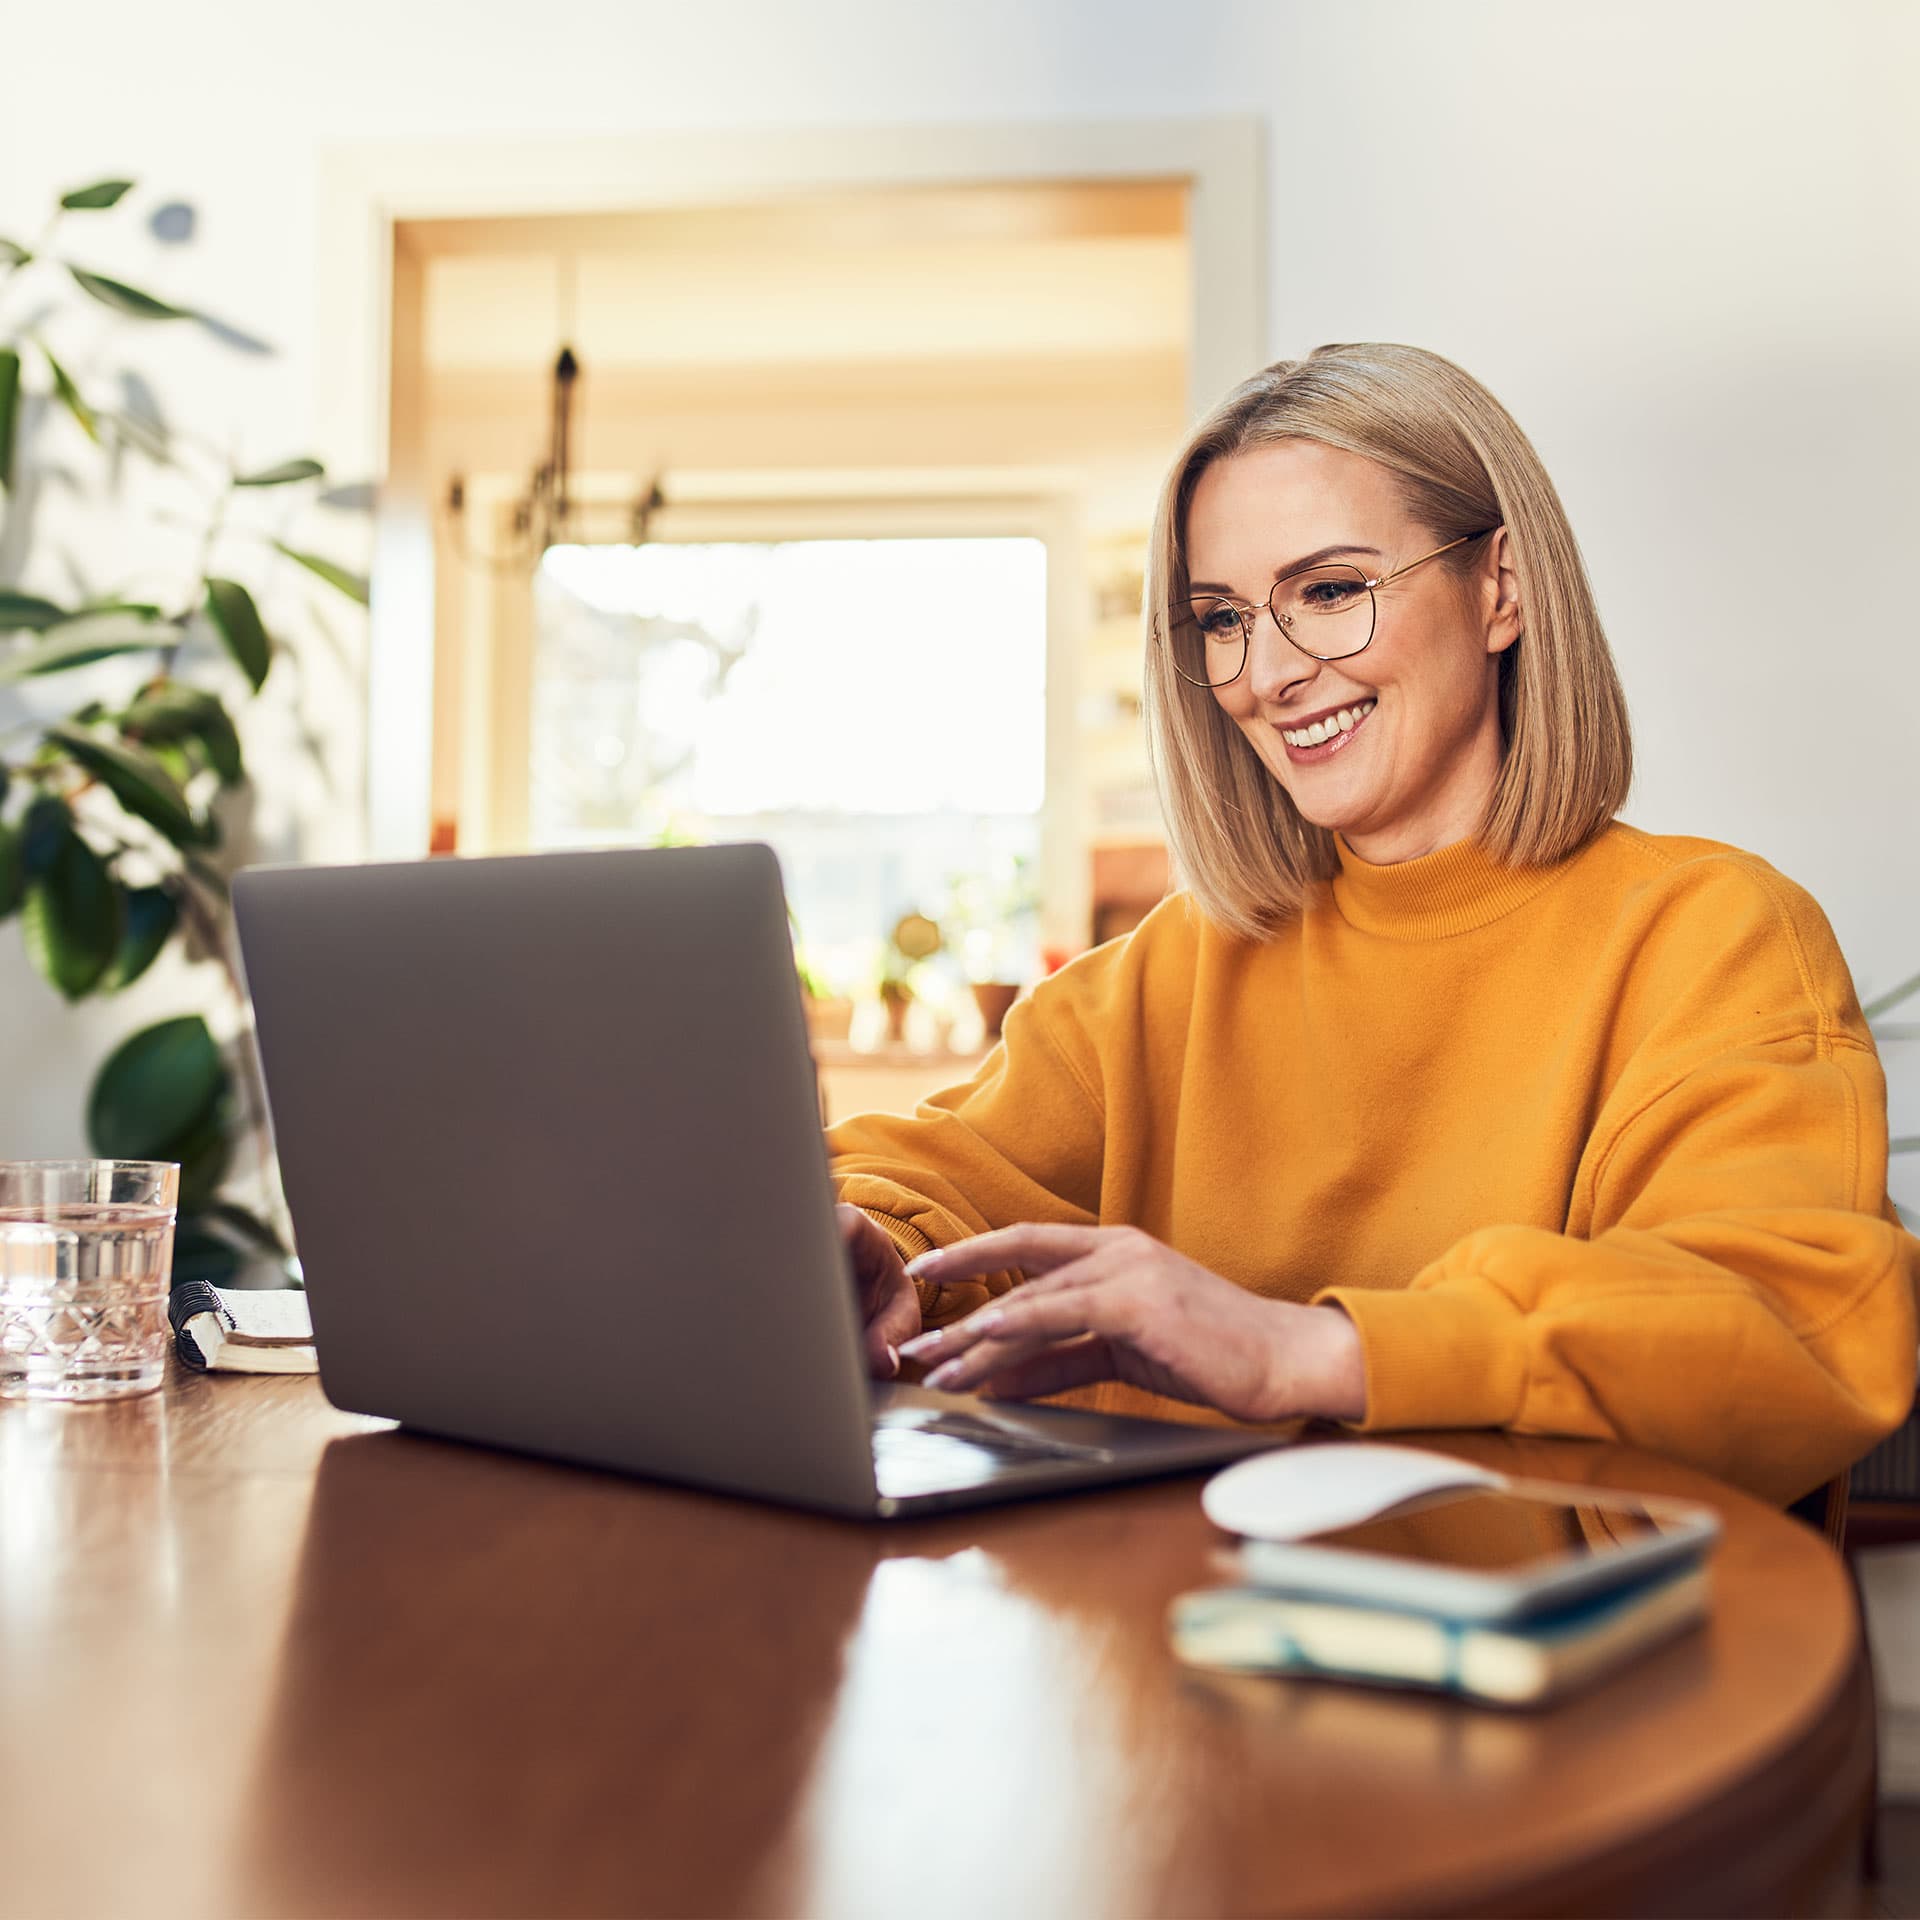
[1177,563,1375,687]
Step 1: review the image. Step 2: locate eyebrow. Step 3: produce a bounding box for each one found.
[1187,543,1384,595]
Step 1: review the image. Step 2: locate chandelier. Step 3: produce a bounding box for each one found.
[444,339,666,574]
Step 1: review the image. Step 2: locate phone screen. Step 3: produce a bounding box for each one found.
[1301,1487,1685,1574]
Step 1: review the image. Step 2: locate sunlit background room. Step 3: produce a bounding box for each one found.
[1,0,1917,1913]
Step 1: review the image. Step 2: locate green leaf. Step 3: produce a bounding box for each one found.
[0,237,31,267]
[0,346,18,489]
[192,702,244,787]
[272,541,369,606]
[40,342,98,443]
[169,1097,233,1213]
[0,818,19,918]
[20,819,120,999]
[0,586,68,631]
[66,267,187,321]
[148,740,194,784]
[204,578,271,690]
[78,598,164,621]
[123,683,244,786]
[98,884,176,990]
[19,793,70,879]
[0,612,174,685]
[169,1220,246,1286]
[60,180,135,211]
[234,457,323,488]
[87,1015,226,1159]
[45,723,205,848]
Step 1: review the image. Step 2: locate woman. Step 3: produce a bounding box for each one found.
[826,342,1916,1505]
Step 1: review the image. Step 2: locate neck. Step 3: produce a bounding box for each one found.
[1336,710,1505,865]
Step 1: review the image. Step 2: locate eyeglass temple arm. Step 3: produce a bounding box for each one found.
[1365,527,1499,589]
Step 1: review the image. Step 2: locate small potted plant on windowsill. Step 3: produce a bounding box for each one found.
[877,910,942,1047]
[943,855,1040,1043]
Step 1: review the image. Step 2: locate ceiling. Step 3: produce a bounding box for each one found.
[401,180,1190,374]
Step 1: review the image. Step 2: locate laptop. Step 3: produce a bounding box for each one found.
[232,843,1274,1517]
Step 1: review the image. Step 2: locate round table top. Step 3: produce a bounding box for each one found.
[0,1370,1870,1918]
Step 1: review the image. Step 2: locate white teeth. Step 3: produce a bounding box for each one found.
[1281,699,1374,748]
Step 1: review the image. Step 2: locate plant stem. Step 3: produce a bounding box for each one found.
[1864,969,1920,1022]
[174,872,291,1246]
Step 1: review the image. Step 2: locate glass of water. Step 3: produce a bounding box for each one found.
[0,1161,180,1402]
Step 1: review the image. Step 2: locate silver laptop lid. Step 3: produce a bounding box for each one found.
[233,843,880,1514]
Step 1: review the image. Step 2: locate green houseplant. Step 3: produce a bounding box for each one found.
[0,176,367,1282]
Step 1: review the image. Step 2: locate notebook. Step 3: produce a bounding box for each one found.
[1167,1561,1710,1706]
[169,1281,318,1374]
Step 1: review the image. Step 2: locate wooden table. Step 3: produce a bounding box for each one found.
[0,1369,1872,1918]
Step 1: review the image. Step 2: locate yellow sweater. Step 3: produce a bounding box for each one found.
[828,824,1918,1504]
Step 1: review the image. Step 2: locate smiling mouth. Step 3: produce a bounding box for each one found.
[1278,698,1376,755]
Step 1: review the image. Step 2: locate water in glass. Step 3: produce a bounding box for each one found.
[0,1162,178,1402]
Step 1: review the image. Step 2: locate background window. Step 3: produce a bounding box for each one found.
[531,535,1047,996]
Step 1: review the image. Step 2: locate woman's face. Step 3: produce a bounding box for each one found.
[1184,440,1521,864]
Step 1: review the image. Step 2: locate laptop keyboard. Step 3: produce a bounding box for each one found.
[871,1408,1116,1498]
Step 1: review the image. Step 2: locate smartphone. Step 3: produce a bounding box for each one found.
[1232,1478,1721,1622]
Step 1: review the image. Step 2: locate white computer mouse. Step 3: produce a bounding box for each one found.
[1200,1442,1505,1542]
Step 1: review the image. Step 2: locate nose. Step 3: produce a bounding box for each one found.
[1243,602,1315,704]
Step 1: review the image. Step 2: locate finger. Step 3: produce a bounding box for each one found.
[972,1336,1117,1402]
[897,1255,1106,1366]
[863,1324,901,1380]
[918,1285,1128,1393]
[838,1208,906,1311]
[870,1279,921,1355]
[905,1223,1110,1287]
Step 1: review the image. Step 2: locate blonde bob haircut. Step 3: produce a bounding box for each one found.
[1143,342,1632,938]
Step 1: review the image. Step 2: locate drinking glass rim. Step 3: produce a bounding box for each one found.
[0,1159,180,1175]
[0,1159,181,1220]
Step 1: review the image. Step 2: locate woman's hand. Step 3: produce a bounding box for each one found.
[895,1224,1367,1424]
[837,1204,923,1379]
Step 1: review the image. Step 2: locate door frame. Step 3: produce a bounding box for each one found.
[315,117,1267,857]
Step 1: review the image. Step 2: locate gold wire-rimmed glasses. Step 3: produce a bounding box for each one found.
[1164,528,1500,689]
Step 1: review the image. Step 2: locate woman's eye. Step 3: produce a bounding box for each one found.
[1300,580,1362,610]
[1196,604,1242,639]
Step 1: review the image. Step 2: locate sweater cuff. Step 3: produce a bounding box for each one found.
[1312,1282,1528,1433]
[856,1210,958,1323]
[861,1209,934,1264]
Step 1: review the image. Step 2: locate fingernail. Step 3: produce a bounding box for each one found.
[904,1249,944,1277]
[885,1343,900,1377]
[924,1362,961,1390]
[898,1330,942,1358]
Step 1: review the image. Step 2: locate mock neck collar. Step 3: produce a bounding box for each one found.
[1328,831,1568,939]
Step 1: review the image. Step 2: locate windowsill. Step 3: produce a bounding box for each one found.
[810,1038,991,1070]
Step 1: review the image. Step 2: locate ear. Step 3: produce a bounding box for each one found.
[1483,526,1523,657]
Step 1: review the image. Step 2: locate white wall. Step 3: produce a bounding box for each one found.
[3,0,1916,1187]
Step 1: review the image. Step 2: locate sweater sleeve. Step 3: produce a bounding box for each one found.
[827,972,1109,1329]
[1317,1023,1919,1504]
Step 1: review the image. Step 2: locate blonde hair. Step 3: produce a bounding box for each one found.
[1142,342,1632,938]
